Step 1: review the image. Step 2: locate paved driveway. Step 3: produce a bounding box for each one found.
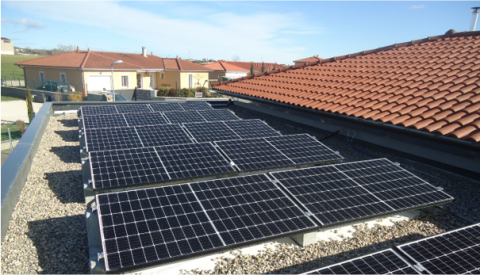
[1,100,44,123]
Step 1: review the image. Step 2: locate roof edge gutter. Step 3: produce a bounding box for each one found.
[211,89,480,150]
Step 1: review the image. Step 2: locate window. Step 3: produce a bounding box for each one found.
[60,72,66,82]
[188,74,193,88]
[121,75,129,88]
[161,73,165,79]
[3,40,10,43]
[39,71,45,83]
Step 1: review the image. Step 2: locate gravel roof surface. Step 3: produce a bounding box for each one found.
[1,114,89,274]
[1,106,478,274]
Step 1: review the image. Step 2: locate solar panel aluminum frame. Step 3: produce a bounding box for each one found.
[269,159,454,229]
[214,134,344,176]
[94,175,320,273]
[86,143,239,193]
[300,248,421,275]
[395,223,480,274]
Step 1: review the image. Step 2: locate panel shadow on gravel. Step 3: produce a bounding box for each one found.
[57,119,78,128]
[50,146,80,163]
[27,215,89,274]
[54,130,79,142]
[266,233,426,274]
[45,170,84,204]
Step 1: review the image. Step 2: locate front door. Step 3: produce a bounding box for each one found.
[188,74,193,88]
[150,73,156,89]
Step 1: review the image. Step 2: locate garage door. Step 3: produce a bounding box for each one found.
[88,75,111,92]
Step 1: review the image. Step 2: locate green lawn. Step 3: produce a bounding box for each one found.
[1,54,46,80]
[1,95,23,101]
[1,124,28,141]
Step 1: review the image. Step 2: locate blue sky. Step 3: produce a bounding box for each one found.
[1,1,477,64]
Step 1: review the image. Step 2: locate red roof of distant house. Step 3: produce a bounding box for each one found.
[293,56,322,63]
[223,61,287,72]
[1,37,11,41]
[213,30,480,143]
[203,61,249,71]
[15,49,211,71]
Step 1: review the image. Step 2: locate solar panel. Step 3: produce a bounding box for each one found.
[190,174,317,246]
[81,106,118,116]
[397,223,480,274]
[181,101,213,110]
[270,159,453,227]
[134,124,193,147]
[154,143,236,181]
[85,127,142,152]
[96,174,317,271]
[83,114,128,129]
[115,104,153,114]
[163,111,207,124]
[303,249,420,274]
[122,112,169,127]
[197,109,241,122]
[225,120,281,139]
[90,147,170,189]
[215,138,295,171]
[183,121,241,143]
[265,134,343,165]
[150,103,185,112]
[215,134,343,172]
[89,143,236,190]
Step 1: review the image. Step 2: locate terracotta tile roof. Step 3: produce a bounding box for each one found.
[203,61,249,71]
[213,30,480,143]
[294,56,322,63]
[15,49,211,71]
[223,61,287,72]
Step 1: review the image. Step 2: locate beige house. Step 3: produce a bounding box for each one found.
[1,37,14,55]
[203,61,249,82]
[15,47,212,94]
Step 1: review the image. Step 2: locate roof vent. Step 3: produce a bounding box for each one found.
[445,29,457,36]
[142,47,147,57]
[471,7,480,31]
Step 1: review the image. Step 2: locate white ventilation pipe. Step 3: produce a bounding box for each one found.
[470,7,480,31]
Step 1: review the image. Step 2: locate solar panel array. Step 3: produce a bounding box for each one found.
[80,101,213,117]
[303,249,420,275]
[397,223,480,274]
[270,159,453,226]
[97,175,317,271]
[90,143,236,189]
[85,124,193,152]
[79,102,457,273]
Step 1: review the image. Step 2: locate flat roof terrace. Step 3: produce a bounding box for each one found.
[1,102,479,274]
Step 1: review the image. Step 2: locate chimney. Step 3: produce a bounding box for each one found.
[471,7,480,31]
[142,46,147,57]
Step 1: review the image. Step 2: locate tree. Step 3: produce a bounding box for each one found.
[56,44,76,53]
[273,64,276,71]
[232,55,240,61]
[261,62,265,73]
[250,62,254,76]
[26,86,34,123]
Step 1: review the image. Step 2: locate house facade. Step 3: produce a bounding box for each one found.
[15,47,211,94]
[203,61,249,82]
[1,37,14,55]
[222,61,287,73]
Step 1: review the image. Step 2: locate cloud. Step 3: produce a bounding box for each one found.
[409,5,425,9]
[4,2,320,63]
[12,18,47,32]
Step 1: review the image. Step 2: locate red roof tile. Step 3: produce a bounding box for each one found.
[203,61,249,71]
[214,30,480,143]
[15,49,211,71]
[294,56,322,63]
